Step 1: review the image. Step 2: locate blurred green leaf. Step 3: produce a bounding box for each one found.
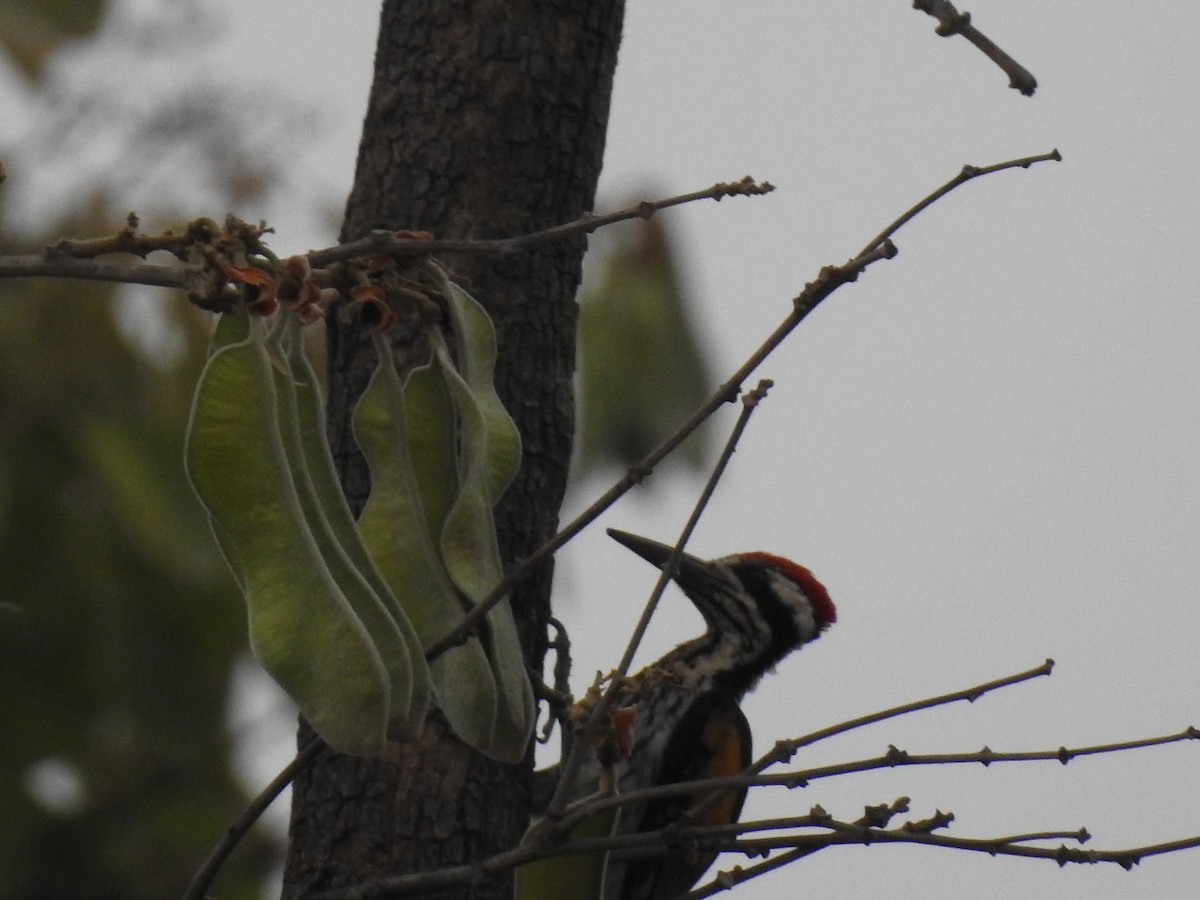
[575,211,714,478]
[0,271,280,898]
[515,806,618,900]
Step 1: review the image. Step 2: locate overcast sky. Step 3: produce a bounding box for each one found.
[6,2,1199,898]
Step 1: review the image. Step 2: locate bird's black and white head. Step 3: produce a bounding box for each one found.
[608,529,837,697]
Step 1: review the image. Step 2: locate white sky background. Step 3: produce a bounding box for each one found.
[5,1,1200,898]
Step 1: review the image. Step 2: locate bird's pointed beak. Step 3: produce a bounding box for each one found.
[606,529,715,586]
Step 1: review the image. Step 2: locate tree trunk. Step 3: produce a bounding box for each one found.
[283,1,624,896]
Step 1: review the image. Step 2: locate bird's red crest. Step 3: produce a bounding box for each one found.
[738,552,837,628]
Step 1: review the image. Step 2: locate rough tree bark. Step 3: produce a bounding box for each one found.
[283,2,625,896]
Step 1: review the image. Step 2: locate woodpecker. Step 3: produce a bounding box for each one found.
[520,529,836,900]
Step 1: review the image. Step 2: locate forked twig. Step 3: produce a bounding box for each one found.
[306,661,1200,900]
[553,722,1199,827]
[553,659,1054,836]
[0,179,772,294]
[425,150,1060,662]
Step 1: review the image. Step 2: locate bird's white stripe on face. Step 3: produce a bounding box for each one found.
[764,568,820,642]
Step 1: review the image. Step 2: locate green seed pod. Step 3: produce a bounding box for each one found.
[203,312,253,593]
[433,332,534,763]
[186,315,389,756]
[402,355,458,542]
[429,263,521,502]
[425,269,533,760]
[282,319,432,740]
[267,317,423,741]
[354,330,499,753]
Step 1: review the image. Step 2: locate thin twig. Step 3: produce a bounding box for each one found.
[0,254,198,290]
[0,214,274,308]
[308,802,1200,899]
[305,177,774,268]
[994,828,1091,845]
[672,658,1054,832]
[858,149,1061,257]
[684,800,912,899]
[0,180,770,296]
[543,380,775,823]
[306,714,1200,900]
[562,724,1200,819]
[182,738,323,900]
[912,0,1039,96]
[770,658,1056,759]
[424,242,893,663]
[813,816,1200,870]
[424,149,1059,663]
[617,380,775,676]
[548,660,1053,837]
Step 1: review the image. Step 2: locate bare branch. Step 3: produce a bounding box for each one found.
[859,148,1061,257]
[423,150,1058,665]
[0,214,278,311]
[183,739,324,900]
[769,658,1056,758]
[814,815,1200,871]
[616,379,776,675]
[684,800,913,898]
[422,241,894,663]
[546,661,1110,834]
[675,658,1055,829]
[309,797,1200,900]
[305,177,775,268]
[994,828,1091,845]
[689,726,1200,802]
[912,0,1039,96]
[305,715,1200,900]
[0,254,199,291]
[0,180,771,310]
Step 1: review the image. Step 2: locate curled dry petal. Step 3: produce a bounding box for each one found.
[283,254,312,280]
[295,302,326,326]
[221,261,278,315]
[349,284,397,331]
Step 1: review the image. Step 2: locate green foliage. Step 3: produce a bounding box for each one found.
[352,275,536,762]
[185,274,534,762]
[514,808,619,900]
[355,334,501,755]
[430,266,533,761]
[282,319,431,740]
[0,277,277,899]
[576,214,714,478]
[187,314,395,756]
